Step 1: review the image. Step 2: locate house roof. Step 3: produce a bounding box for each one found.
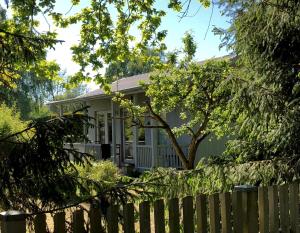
[78,72,149,99]
[47,54,234,105]
[47,72,150,105]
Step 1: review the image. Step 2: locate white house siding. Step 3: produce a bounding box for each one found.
[158,109,227,166]
[194,135,227,165]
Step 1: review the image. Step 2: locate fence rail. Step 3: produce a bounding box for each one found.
[1,182,299,233]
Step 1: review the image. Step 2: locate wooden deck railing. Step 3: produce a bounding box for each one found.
[1,182,299,233]
[157,144,188,168]
[136,145,152,169]
[64,143,103,160]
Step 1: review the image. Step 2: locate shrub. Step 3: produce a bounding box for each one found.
[139,159,293,200]
[75,160,120,183]
[69,160,122,194]
[0,103,27,138]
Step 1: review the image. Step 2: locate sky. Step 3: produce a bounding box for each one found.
[36,0,231,91]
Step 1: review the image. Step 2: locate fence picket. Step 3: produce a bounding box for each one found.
[139,201,151,233]
[72,209,85,233]
[220,192,232,233]
[268,186,279,233]
[279,184,289,233]
[34,213,47,233]
[107,205,119,233]
[289,182,299,233]
[89,206,102,233]
[232,191,243,233]
[258,187,269,233]
[209,193,221,233]
[53,212,66,233]
[2,181,300,233]
[183,196,194,233]
[168,198,180,233]
[247,190,258,233]
[123,203,135,233]
[154,199,165,233]
[196,194,207,233]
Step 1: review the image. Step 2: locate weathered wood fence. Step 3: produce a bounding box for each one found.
[0,182,299,233]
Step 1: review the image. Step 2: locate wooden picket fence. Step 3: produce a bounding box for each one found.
[0,182,299,233]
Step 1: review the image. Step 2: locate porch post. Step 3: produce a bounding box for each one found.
[132,95,138,167]
[83,101,88,148]
[151,119,158,168]
[111,100,117,164]
[59,104,63,116]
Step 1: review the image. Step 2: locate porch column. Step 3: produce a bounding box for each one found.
[132,95,138,167]
[83,101,88,146]
[151,119,158,168]
[59,104,63,116]
[111,100,117,164]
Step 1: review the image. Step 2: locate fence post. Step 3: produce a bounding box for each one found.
[0,210,27,233]
[234,185,258,233]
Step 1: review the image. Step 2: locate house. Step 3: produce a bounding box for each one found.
[47,72,228,171]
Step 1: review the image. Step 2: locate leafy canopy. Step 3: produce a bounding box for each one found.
[2,0,213,86]
[0,4,60,88]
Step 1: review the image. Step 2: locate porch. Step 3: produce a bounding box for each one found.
[66,142,188,170]
[54,93,190,171]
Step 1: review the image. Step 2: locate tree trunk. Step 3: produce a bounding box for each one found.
[170,140,189,169]
[186,140,198,170]
[186,133,210,170]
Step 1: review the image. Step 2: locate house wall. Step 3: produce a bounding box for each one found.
[161,109,227,166]
[194,135,227,164]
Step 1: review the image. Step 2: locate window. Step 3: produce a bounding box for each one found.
[95,112,112,144]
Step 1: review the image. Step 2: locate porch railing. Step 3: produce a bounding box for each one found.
[157,144,189,169]
[64,143,102,160]
[66,143,189,170]
[136,145,152,169]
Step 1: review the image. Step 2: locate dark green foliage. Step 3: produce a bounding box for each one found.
[140,158,296,199]
[0,108,157,212]
[0,110,92,211]
[214,0,300,163]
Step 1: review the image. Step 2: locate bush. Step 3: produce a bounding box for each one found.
[139,159,293,200]
[0,103,27,138]
[72,160,121,190]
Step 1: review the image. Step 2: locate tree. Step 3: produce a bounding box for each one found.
[0,4,60,88]
[214,1,300,166]
[54,0,212,85]
[115,34,231,169]
[105,48,165,82]
[2,1,214,86]
[0,60,63,119]
[0,0,163,211]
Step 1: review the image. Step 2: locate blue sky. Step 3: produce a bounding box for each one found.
[38,0,230,90]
